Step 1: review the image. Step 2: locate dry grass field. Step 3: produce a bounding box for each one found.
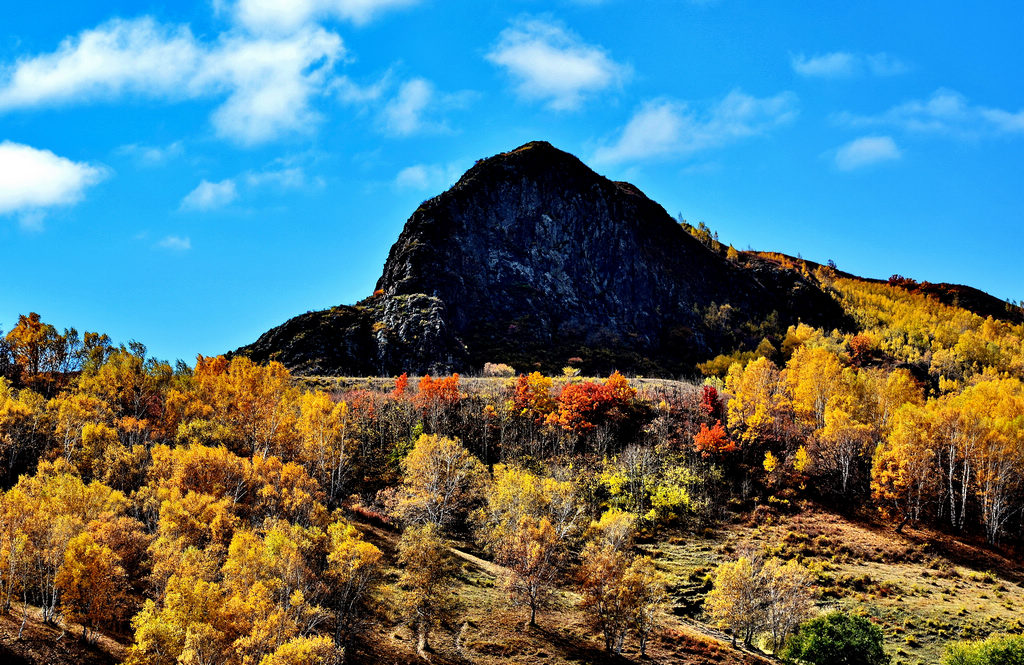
[647,509,1024,665]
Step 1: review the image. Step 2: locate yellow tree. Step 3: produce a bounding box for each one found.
[220,522,327,665]
[964,378,1024,543]
[77,345,172,425]
[815,407,875,496]
[496,516,560,626]
[48,391,112,465]
[784,346,850,432]
[396,524,459,655]
[5,313,77,393]
[512,372,556,421]
[577,508,664,655]
[55,531,128,642]
[871,403,937,531]
[325,520,383,646]
[0,379,44,482]
[2,461,125,622]
[88,516,152,612]
[760,558,813,652]
[397,434,486,529]
[706,554,812,651]
[870,368,923,435]
[188,356,298,458]
[586,507,637,554]
[258,636,341,665]
[704,556,764,647]
[725,357,791,446]
[127,561,227,665]
[578,539,632,653]
[620,555,669,657]
[931,392,988,532]
[480,464,584,549]
[296,391,354,506]
[0,486,33,616]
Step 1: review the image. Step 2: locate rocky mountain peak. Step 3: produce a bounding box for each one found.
[238,142,849,376]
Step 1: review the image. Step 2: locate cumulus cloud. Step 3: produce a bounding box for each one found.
[232,0,421,33]
[0,141,108,219]
[0,17,344,145]
[593,90,798,164]
[791,51,908,78]
[158,235,192,250]
[381,78,471,136]
[394,162,463,191]
[180,162,321,211]
[0,18,201,109]
[180,179,238,210]
[383,78,434,135]
[834,135,901,170]
[487,18,630,111]
[335,72,392,104]
[836,88,1024,138]
[196,28,343,144]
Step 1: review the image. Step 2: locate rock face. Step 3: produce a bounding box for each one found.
[238,141,849,376]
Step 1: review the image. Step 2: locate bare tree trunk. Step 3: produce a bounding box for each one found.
[416,623,429,659]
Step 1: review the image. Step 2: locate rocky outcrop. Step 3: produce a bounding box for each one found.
[238,141,850,376]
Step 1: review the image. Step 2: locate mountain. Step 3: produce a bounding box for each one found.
[237,141,852,376]
[749,252,1024,326]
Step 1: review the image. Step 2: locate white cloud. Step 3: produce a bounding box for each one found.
[116,140,184,166]
[233,0,421,33]
[381,78,470,136]
[487,18,630,111]
[158,235,192,250]
[383,78,433,135]
[335,72,391,104]
[180,179,237,210]
[0,141,108,217]
[836,88,1024,137]
[394,162,463,191]
[196,28,343,144]
[791,51,908,78]
[0,18,344,145]
[245,166,319,189]
[593,90,798,164]
[834,135,901,170]
[791,52,856,78]
[0,18,201,109]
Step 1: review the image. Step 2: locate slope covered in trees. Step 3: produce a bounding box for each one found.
[1,303,1023,664]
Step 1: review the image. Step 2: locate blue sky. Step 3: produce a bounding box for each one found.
[1,0,1022,363]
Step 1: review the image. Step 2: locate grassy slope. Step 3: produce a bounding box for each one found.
[349,518,769,665]
[0,605,125,665]
[651,509,1023,665]
[347,506,1024,664]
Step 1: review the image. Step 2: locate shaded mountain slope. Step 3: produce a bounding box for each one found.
[238,141,851,376]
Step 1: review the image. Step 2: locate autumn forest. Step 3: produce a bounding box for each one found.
[1,259,1024,665]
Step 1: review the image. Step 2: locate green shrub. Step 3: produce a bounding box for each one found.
[942,634,1024,665]
[782,611,890,665]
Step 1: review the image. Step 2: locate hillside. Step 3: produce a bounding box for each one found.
[748,251,1024,326]
[3,307,1024,665]
[238,141,849,377]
